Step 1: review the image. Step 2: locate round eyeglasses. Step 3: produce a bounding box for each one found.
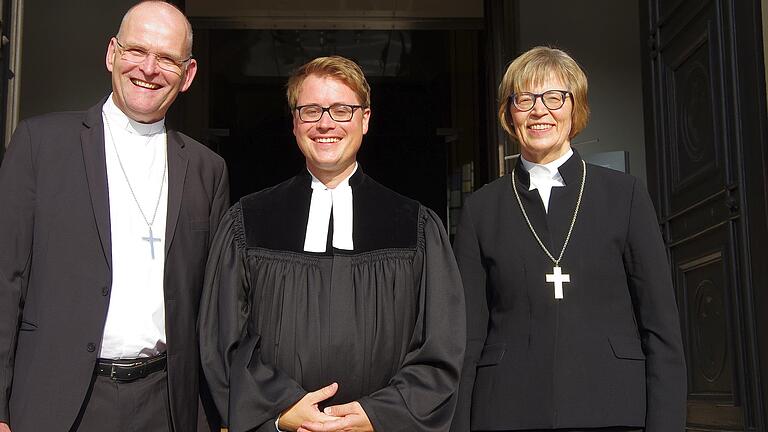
[295,104,364,122]
[114,38,192,75]
[509,90,571,112]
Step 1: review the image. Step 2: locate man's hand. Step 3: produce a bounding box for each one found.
[298,401,373,432]
[0,422,11,432]
[278,383,341,431]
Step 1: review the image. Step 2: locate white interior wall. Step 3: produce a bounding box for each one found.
[516,0,647,182]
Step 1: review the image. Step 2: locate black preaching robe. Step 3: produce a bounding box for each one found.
[199,169,465,432]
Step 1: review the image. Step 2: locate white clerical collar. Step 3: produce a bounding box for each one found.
[103,93,165,136]
[303,163,358,252]
[308,163,357,191]
[520,148,573,181]
[520,149,573,212]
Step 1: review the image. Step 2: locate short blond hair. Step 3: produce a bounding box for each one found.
[286,56,371,108]
[498,46,589,139]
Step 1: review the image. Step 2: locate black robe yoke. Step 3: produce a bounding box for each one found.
[199,170,465,432]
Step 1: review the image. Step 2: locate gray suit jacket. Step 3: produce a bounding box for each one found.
[0,99,229,432]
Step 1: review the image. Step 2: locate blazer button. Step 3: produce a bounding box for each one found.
[86,343,96,352]
[101,286,109,296]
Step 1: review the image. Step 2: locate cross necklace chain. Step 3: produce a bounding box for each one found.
[511,159,586,299]
[103,115,167,260]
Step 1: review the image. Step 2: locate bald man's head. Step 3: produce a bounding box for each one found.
[118,1,193,57]
[106,0,198,123]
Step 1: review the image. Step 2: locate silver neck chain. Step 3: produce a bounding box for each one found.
[511,159,586,266]
[103,114,167,230]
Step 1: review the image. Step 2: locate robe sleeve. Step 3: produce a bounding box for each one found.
[358,207,466,432]
[0,121,36,423]
[449,195,489,432]
[198,204,306,432]
[622,178,687,432]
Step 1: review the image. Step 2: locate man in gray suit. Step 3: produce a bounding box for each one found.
[0,2,229,431]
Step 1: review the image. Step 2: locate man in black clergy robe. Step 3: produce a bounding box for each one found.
[0,2,229,431]
[199,55,466,432]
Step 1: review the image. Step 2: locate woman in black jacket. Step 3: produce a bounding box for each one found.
[451,46,686,432]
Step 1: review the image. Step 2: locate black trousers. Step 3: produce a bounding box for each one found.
[70,369,172,432]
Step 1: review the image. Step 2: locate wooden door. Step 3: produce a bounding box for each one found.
[642,0,768,430]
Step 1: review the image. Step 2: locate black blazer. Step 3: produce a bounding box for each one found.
[0,100,229,432]
[451,152,686,431]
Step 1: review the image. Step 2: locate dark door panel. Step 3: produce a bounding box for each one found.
[642,0,768,430]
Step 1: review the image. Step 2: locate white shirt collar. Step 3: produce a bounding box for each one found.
[303,163,358,252]
[519,149,573,213]
[104,93,165,136]
[520,148,573,183]
[308,163,358,191]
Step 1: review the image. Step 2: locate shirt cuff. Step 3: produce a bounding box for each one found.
[275,414,287,432]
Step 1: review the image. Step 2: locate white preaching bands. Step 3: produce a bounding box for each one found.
[303,163,357,253]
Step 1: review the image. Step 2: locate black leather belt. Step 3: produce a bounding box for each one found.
[96,353,167,382]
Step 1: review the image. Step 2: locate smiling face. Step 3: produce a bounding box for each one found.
[105,3,197,123]
[510,74,573,164]
[292,74,370,185]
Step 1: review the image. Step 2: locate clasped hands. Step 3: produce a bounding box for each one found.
[278,382,373,432]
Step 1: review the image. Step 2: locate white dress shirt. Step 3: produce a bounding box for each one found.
[520,149,573,213]
[100,94,168,359]
[303,164,357,253]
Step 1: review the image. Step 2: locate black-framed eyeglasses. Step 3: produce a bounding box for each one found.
[295,104,365,122]
[114,38,192,75]
[509,90,571,112]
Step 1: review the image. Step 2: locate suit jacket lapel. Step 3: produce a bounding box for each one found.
[547,150,583,254]
[513,159,553,250]
[81,100,112,270]
[165,130,188,258]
